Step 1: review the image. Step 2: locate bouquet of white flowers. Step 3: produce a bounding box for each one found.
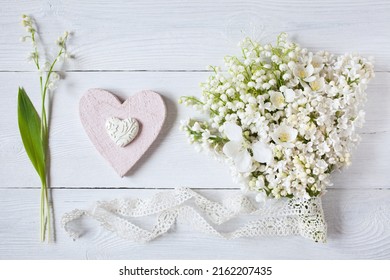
[63,34,375,243]
[180,33,374,202]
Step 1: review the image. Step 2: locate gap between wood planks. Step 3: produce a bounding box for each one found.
[0,186,389,190]
[0,70,389,73]
[0,70,213,73]
[2,70,387,191]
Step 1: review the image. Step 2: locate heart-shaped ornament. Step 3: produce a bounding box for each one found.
[105,117,140,147]
[80,89,166,177]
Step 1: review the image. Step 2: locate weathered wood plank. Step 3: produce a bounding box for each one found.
[0,188,389,259]
[0,72,388,188]
[1,0,389,71]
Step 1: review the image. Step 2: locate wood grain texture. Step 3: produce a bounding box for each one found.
[0,0,390,71]
[0,72,388,189]
[1,0,389,260]
[0,189,389,260]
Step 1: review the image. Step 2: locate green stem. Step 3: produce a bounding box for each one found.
[31,31,41,72]
[46,186,50,242]
[43,49,62,103]
[42,182,50,242]
[40,183,44,241]
[39,46,65,242]
[29,25,50,242]
[39,174,48,241]
[27,20,69,242]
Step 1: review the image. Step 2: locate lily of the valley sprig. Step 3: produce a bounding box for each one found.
[180,33,374,202]
[18,14,71,242]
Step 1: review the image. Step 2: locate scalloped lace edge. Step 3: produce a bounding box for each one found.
[62,187,327,243]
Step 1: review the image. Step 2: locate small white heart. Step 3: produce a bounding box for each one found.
[105,117,140,147]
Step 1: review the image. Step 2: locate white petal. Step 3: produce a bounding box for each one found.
[284,89,295,102]
[304,75,316,82]
[271,125,298,147]
[293,65,304,78]
[271,131,281,145]
[270,91,285,108]
[223,141,241,158]
[282,125,298,142]
[223,122,243,141]
[309,77,325,91]
[311,55,323,69]
[252,141,273,164]
[234,150,252,173]
[305,64,314,77]
[289,127,298,141]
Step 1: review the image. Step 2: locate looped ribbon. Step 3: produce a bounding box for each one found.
[62,187,327,243]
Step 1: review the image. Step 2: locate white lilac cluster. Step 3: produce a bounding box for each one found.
[180,33,374,200]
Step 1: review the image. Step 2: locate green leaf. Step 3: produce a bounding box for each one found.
[17,87,46,181]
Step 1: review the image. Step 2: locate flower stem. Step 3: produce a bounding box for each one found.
[40,182,44,241]
[21,15,70,242]
[38,43,66,242]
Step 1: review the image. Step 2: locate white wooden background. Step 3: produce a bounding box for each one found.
[0,0,389,259]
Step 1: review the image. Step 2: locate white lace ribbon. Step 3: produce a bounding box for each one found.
[62,187,327,243]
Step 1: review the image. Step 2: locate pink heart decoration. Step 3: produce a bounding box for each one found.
[80,88,166,177]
